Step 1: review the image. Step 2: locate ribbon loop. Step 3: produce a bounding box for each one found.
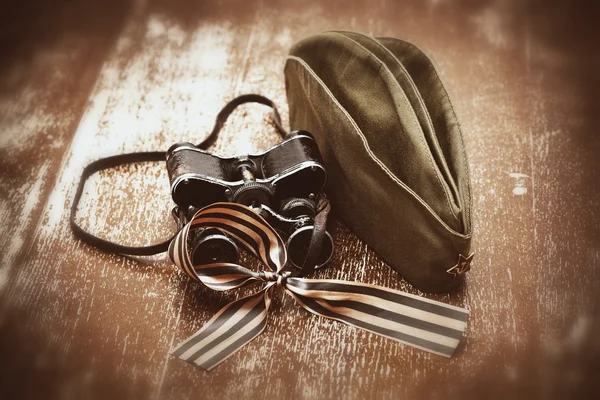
[169,202,469,370]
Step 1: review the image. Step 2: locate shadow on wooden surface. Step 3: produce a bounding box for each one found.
[0,0,599,399]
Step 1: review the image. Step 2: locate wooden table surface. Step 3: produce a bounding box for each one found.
[1,0,599,399]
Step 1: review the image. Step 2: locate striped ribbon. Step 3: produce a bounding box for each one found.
[168,202,469,370]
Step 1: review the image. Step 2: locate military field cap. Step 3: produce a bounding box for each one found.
[284,31,473,293]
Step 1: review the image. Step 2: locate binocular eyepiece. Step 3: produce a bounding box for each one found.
[190,228,239,265]
[287,225,334,269]
[187,203,334,269]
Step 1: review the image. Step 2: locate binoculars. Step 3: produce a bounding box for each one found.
[166,131,334,269]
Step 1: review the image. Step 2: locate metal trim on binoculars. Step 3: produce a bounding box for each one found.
[170,160,326,200]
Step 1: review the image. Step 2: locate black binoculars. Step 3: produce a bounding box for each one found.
[166,131,334,269]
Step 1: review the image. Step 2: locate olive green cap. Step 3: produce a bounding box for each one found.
[284,31,473,293]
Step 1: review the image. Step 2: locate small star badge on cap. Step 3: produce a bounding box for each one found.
[446,253,474,278]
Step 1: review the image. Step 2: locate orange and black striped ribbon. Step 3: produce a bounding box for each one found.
[168,202,469,370]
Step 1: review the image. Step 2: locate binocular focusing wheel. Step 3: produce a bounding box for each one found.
[232,182,273,207]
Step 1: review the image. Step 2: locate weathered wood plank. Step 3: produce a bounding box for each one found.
[0,1,130,293]
[1,1,598,399]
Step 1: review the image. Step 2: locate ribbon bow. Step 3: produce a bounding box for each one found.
[168,202,469,370]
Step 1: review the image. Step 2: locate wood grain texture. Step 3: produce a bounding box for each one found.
[1,0,598,399]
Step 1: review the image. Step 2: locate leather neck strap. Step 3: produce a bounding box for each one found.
[295,196,331,277]
[70,94,287,256]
